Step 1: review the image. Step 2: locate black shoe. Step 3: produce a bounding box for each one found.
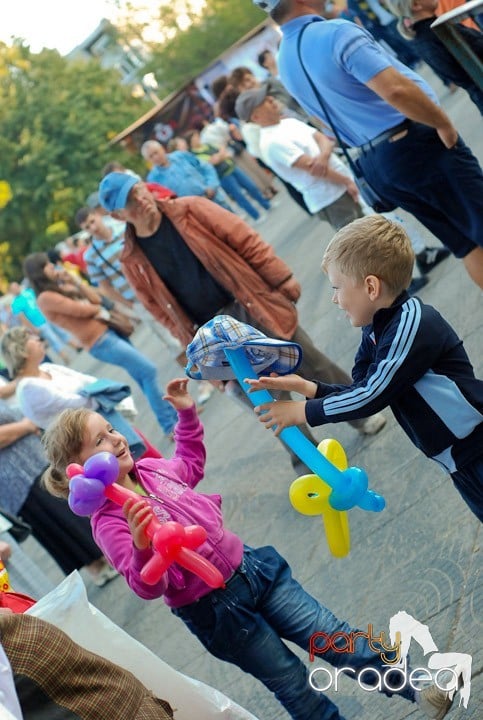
[408,276,429,294]
[416,247,451,275]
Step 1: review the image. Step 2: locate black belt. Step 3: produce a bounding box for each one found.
[359,120,411,153]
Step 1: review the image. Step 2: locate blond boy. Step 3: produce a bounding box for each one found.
[247,216,483,521]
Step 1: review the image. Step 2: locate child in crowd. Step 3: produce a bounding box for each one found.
[41,379,454,720]
[246,216,483,522]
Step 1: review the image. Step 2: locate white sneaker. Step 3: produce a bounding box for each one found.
[91,565,119,587]
[415,670,457,719]
[358,413,387,436]
[253,212,268,226]
[197,380,215,405]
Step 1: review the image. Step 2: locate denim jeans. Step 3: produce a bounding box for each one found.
[173,546,415,720]
[89,330,177,435]
[221,168,271,219]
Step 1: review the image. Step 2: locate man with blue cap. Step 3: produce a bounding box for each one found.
[252,0,483,290]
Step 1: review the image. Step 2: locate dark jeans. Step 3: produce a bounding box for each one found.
[173,545,415,720]
[357,122,483,259]
[451,454,483,522]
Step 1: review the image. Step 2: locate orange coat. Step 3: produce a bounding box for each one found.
[121,196,299,347]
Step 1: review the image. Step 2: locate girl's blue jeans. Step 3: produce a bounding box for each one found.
[172,545,415,720]
[89,330,177,435]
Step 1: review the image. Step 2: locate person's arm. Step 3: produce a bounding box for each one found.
[310,131,336,176]
[306,301,450,427]
[92,509,168,600]
[366,67,458,148]
[0,418,39,449]
[292,152,357,196]
[245,373,317,397]
[97,280,134,309]
[17,376,96,429]
[164,379,206,489]
[0,380,17,400]
[38,291,102,320]
[67,277,103,305]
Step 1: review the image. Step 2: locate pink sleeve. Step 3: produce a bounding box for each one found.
[170,405,206,489]
[91,510,168,600]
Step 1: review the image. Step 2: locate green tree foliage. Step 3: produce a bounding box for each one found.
[142,0,266,94]
[0,41,146,278]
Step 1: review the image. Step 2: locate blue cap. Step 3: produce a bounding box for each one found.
[98,172,139,212]
[185,315,302,381]
[253,0,281,11]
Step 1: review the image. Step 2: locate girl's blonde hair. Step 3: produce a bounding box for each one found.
[322,215,414,295]
[42,408,93,499]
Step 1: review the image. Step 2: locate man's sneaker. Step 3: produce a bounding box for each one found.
[358,413,387,436]
[416,247,451,275]
[415,670,458,719]
[197,380,215,406]
[408,276,429,295]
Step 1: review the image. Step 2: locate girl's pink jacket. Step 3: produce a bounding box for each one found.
[90,405,243,607]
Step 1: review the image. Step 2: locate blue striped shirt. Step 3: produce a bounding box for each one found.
[84,224,135,302]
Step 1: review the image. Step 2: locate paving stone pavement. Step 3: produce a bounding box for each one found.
[22,68,482,720]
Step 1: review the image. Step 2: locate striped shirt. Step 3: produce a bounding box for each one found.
[84,223,135,302]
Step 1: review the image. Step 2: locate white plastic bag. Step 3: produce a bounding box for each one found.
[27,572,258,720]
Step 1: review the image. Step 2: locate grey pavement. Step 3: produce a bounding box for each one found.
[22,68,482,720]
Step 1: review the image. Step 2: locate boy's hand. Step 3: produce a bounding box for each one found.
[164,378,195,410]
[245,373,317,398]
[123,498,152,550]
[254,400,307,436]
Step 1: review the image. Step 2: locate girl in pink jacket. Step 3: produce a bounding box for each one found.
[41,379,451,720]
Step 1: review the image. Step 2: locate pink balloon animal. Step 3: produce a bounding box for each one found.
[66,452,225,588]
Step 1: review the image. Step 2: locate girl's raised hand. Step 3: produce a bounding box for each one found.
[164,378,195,410]
[122,497,152,550]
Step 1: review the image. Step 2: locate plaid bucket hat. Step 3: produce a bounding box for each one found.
[185,315,302,381]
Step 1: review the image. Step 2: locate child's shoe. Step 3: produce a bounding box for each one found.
[415,670,458,719]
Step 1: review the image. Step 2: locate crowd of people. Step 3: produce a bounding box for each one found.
[0,0,481,717]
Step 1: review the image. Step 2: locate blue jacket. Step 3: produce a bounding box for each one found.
[305,292,483,473]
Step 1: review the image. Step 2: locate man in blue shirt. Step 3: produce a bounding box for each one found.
[252,0,483,290]
[141,140,233,211]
